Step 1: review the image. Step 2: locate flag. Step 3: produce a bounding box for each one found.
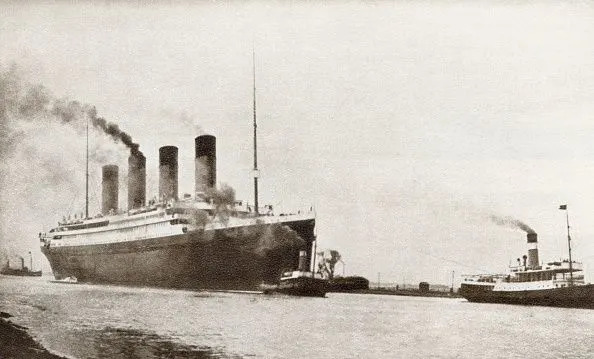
[559,204,567,210]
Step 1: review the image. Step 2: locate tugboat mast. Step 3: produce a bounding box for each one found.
[252,47,259,215]
[560,204,573,285]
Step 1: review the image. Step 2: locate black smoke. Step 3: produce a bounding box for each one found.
[1,64,142,158]
[489,215,535,234]
[52,101,142,156]
[87,107,142,156]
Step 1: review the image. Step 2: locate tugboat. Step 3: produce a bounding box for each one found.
[460,205,594,309]
[263,250,328,297]
[1,253,42,277]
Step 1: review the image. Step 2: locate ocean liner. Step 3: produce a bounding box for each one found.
[460,207,594,309]
[40,58,316,291]
[40,135,315,290]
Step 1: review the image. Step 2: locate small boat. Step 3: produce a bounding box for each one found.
[262,250,328,297]
[50,276,78,284]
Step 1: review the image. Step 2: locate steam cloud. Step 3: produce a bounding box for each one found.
[0,63,141,263]
[255,223,305,255]
[205,184,235,224]
[489,215,535,234]
[205,184,305,254]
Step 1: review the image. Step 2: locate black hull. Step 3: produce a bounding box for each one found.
[41,219,315,291]
[271,277,328,297]
[460,283,594,309]
[328,276,370,292]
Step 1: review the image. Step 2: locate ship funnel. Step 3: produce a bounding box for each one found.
[527,232,539,269]
[298,250,308,272]
[195,135,216,199]
[159,146,178,201]
[128,153,146,209]
[102,165,119,215]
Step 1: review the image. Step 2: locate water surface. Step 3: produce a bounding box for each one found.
[1,275,592,358]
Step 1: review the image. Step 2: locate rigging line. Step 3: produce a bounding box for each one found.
[66,186,80,218]
[88,179,99,216]
[410,248,492,273]
[89,169,99,203]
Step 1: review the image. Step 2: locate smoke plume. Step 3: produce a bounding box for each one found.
[88,107,142,156]
[158,109,204,138]
[489,215,535,234]
[52,100,142,156]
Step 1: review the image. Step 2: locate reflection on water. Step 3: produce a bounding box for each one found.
[89,327,234,359]
[0,277,244,359]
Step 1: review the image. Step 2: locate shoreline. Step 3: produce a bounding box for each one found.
[0,311,67,359]
[344,289,462,298]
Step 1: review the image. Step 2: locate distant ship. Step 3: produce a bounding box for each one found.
[1,255,42,277]
[460,208,594,309]
[40,59,316,291]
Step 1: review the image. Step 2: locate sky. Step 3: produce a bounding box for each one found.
[1,0,594,286]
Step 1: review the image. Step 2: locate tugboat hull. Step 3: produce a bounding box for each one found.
[460,283,594,309]
[0,269,42,277]
[275,276,328,298]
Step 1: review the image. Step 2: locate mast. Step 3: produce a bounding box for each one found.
[252,47,259,215]
[85,111,89,219]
[560,204,573,285]
[566,208,573,285]
[311,209,318,277]
[311,235,317,277]
[451,270,455,293]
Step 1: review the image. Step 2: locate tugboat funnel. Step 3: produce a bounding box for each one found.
[527,232,539,269]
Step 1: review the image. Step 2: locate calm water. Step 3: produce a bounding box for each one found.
[1,275,593,359]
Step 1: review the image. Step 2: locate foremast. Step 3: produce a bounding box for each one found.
[85,109,89,219]
[252,46,259,215]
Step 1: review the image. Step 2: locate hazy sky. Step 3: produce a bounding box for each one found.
[2,1,594,285]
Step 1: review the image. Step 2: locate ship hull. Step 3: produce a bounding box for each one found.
[41,219,315,291]
[460,283,594,309]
